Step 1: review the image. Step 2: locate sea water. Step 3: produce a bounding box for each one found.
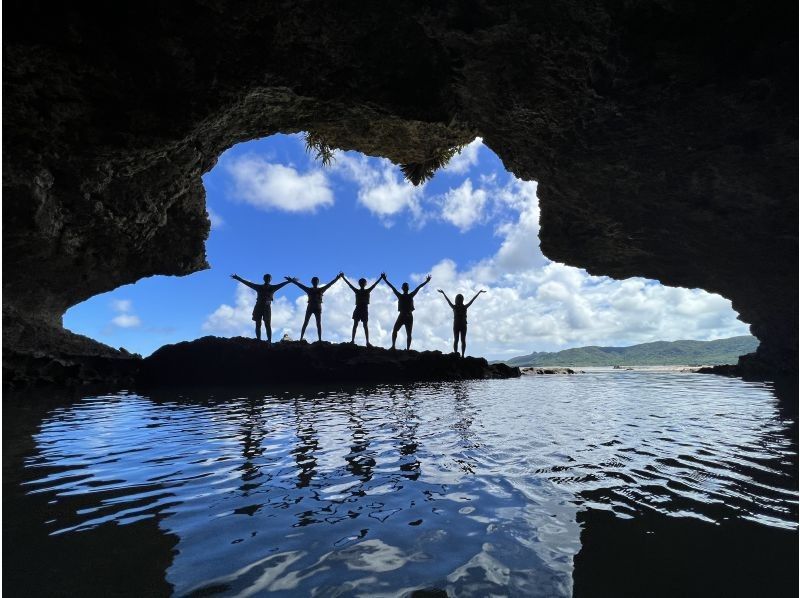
[4,372,797,596]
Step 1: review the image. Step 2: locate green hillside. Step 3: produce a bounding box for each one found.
[503,336,758,367]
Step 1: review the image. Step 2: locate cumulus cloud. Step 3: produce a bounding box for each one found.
[112,314,142,328]
[443,138,483,174]
[332,153,424,223]
[110,299,141,328]
[207,207,224,229]
[203,284,296,337]
[440,179,488,232]
[205,155,749,359]
[226,156,333,213]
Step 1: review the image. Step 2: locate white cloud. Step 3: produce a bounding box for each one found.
[440,179,488,232]
[226,156,333,213]
[443,138,483,174]
[207,207,224,229]
[111,299,133,313]
[109,299,141,328]
[112,314,141,328]
[332,153,423,223]
[204,153,749,359]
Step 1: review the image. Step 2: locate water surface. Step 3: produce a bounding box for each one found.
[4,372,797,596]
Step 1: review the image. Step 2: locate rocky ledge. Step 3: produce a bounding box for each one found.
[139,337,520,386]
[521,367,579,375]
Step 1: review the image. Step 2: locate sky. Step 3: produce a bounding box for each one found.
[64,134,751,359]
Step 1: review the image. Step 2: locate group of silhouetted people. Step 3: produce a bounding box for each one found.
[230,272,485,357]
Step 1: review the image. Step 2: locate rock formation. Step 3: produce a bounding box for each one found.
[140,337,520,385]
[3,2,796,385]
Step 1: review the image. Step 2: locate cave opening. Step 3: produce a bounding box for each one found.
[62,134,751,361]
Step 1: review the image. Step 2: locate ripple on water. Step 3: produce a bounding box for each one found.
[7,373,798,596]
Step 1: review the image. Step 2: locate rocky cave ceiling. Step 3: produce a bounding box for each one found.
[2,1,797,385]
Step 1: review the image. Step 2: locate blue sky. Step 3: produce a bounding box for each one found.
[64,134,750,358]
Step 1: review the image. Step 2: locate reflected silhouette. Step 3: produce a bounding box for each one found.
[237,399,266,497]
[342,274,382,346]
[345,398,375,492]
[291,398,319,490]
[388,387,421,483]
[231,273,292,342]
[287,274,342,342]
[438,289,485,357]
[383,273,432,350]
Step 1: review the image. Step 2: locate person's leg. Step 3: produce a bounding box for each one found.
[363,321,370,347]
[254,317,262,340]
[405,316,413,350]
[453,325,459,354]
[351,320,358,343]
[314,310,322,341]
[460,327,467,357]
[265,305,273,343]
[391,316,402,349]
[300,308,312,340]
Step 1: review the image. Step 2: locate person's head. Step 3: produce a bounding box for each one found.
[263,274,272,283]
[358,278,367,288]
[402,282,409,293]
[456,294,464,305]
[311,276,320,287]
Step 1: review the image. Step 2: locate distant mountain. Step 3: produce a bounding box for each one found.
[501,336,758,367]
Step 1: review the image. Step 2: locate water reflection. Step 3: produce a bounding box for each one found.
[4,374,797,596]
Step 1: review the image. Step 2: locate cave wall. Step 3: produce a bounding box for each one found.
[3,1,797,383]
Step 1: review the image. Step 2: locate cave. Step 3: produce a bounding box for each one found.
[3,1,797,387]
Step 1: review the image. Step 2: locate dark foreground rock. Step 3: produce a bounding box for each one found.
[2,308,140,390]
[140,337,520,386]
[697,351,794,382]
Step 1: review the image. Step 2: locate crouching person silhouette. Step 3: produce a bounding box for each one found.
[438,289,485,357]
[383,273,431,350]
[230,273,292,342]
[342,274,382,346]
[287,273,342,342]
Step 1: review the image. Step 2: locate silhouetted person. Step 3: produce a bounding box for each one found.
[438,289,485,357]
[342,274,382,346]
[231,273,292,342]
[287,273,342,342]
[382,273,431,350]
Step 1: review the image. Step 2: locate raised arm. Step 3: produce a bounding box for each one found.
[342,275,358,292]
[381,273,400,296]
[437,289,454,308]
[231,274,259,291]
[321,272,343,292]
[466,289,486,308]
[270,279,293,292]
[286,276,310,292]
[367,276,382,292]
[410,274,432,297]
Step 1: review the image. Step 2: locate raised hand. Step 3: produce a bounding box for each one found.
[438,289,445,294]
[230,274,237,279]
[425,274,432,282]
[380,272,386,280]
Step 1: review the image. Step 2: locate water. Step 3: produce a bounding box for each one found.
[4,372,797,597]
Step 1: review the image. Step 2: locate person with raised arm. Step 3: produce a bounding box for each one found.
[286,273,342,342]
[438,289,485,357]
[342,273,383,346]
[230,273,293,343]
[382,273,431,350]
